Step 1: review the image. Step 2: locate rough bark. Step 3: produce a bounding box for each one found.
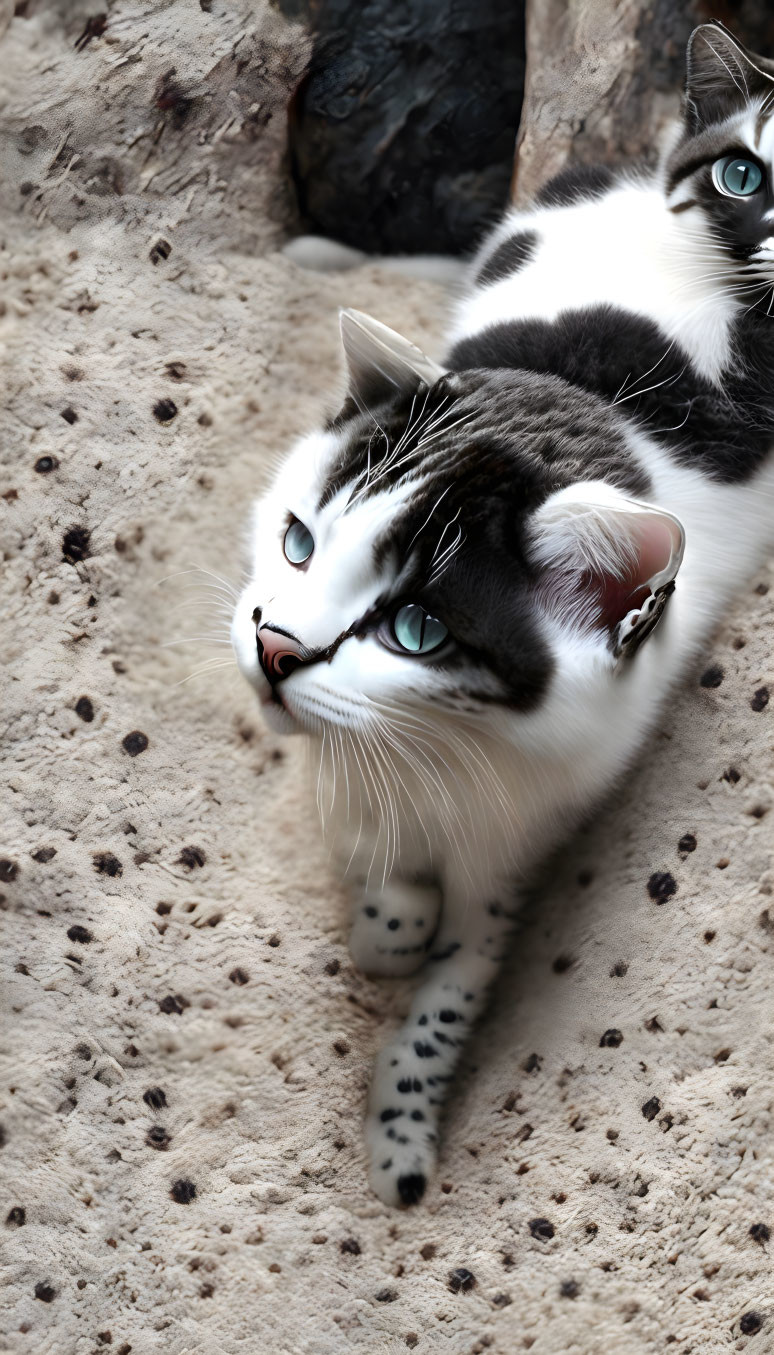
[514,0,774,202]
[0,0,308,255]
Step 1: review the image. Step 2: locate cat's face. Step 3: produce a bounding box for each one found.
[666,23,774,287]
[232,313,683,828]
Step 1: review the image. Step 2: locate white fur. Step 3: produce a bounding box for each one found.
[454,178,740,385]
[234,128,774,1208]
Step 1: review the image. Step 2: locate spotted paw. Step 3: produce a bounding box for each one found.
[366,1115,436,1207]
[349,879,441,978]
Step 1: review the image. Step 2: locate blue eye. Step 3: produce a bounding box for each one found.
[713,156,763,197]
[284,518,314,565]
[392,604,448,655]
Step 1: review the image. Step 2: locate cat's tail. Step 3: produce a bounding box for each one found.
[282,234,467,289]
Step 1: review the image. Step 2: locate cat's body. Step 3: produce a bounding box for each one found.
[232,23,774,1206]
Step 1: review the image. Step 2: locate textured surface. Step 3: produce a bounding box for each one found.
[1,5,773,1355]
[515,1,774,203]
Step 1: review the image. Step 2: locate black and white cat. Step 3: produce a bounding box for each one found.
[232,23,774,1206]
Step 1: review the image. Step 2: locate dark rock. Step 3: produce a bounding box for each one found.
[700,664,724,688]
[31,847,57,863]
[158,994,188,1015]
[751,686,769,712]
[143,1087,167,1110]
[178,846,206,869]
[62,525,91,563]
[67,925,93,943]
[150,238,172,264]
[122,731,148,756]
[75,696,95,722]
[647,872,676,904]
[153,398,178,423]
[599,1028,623,1047]
[170,1178,196,1203]
[447,1267,476,1293]
[93,852,122,877]
[146,1126,171,1150]
[281,0,526,255]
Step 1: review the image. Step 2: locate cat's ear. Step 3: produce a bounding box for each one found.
[685,23,774,132]
[531,485,685,662]
[339,308,446,411]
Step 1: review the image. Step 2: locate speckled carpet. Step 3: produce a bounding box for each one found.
[1,4,772,1354]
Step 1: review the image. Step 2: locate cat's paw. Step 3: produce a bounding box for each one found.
[366,1110,437,1207]
[365,1043,441,1206]
[349,880,441,978]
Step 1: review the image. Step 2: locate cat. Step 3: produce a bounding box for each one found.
[231,21,774,1207]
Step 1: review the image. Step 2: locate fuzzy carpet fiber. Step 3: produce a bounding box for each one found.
[1,4,773,1353]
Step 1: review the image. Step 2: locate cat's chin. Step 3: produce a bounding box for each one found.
[260,691,302,736]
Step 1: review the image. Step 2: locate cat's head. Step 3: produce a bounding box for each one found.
[665,22,774,284]
[232,312,683,828]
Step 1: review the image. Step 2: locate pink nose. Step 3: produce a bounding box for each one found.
[256,625,304,684]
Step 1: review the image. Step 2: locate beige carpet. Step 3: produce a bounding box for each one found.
[1,4,772,1353]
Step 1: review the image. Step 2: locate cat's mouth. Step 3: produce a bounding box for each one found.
[260,683,302,735]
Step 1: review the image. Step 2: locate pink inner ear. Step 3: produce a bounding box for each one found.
[593,517,675,630]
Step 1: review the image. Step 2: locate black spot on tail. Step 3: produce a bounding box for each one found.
[397,1173,427,1206]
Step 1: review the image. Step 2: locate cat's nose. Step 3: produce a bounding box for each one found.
[256,623,305,684]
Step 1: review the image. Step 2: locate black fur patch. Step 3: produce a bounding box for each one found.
[476,230,539,287]
[318,366,655,709]
[534,163,616,209]
[447,305,774,483]
[397,1173,426,1205]
[413,1041,439,1058]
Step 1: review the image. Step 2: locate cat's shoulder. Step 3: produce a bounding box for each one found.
[471,162,652,293]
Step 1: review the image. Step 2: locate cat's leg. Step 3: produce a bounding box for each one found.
[349,878,442,978]
[365,879,517,1206]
